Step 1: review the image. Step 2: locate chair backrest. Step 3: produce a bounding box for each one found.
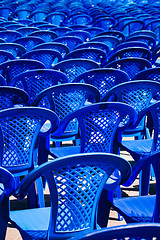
[126,35,156,50]
[0,30,22,42]
[16,27,39,37]
[72,223,160,240]
[14,36,45,52]
[0,86,29,109]
[73,68,130,99]
[11,69,69,102]
[32,83,100,135]
[0,43,26,58]
[45,12,66,26]
[0,50,15,64]
[120,20,144,36]
[107,47,152,63]
[75,42,109,55]
[14,152,131,239]
[102,80,160,115]
[54,36,83,51]
[55,102,137,153]
[104,57,152,80]
[97,30,125,42]
[0,107,59,175]
[29,30,58,43]
[0,59,45,84]
[20,49,62,68]
[82,27,104,38]
[90,35,120,51]
[52,27,73,37]
[53,59,99,82]
[133,67,160,85]
[64,30,91,42]
[64,48,107,66]
[33,42,69,58]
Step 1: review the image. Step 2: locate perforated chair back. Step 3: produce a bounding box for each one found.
[126,35,156,50]
[11,69,68,102]
[14,36,45,52]
[29,30,58,43]
[16,27,39,37]
[105,57,152,80]
[72,223,160,240]
[32,83,100,137]
[53,59,99,82]
[33,42,69,58]
[0,107,59,175]
[0,43,26,58]
[107,47,152,63]
[54,36,83,51]
[10,153,131,239]
[64,48,107,66]
[64,30,91,42]
[55,102,137,154]
[0,86,29,109]
[73,68,130,99]
[20,49,62,68]
[0,30,22,42]
[0,59,45,84]
[52,27,73,37]
[0,50,15,64]
[75,42,109,55]
[90,35,120,51]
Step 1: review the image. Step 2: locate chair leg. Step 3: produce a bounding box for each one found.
[139,164,150,196]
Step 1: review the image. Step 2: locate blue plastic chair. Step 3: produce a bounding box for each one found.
[0,167,15,239]
[0,86,30,108]
[29,30,58,43]
[119,20,144,36]
[33,42,69,58]
[16,26,39,36]
[64,30,91,42]
[45,12,66,26]
[54,36,83,51]
[46,102,137,158]
[127,30,156,39]
[93,16,115,30]
[64,48,107,66]
[0,43,26,58]
[30,9,49,22]
[52,27,72,37]
[111,151,160,224]
[0,30,22,42]
[72,223,160,240]
[53,59,99,82]
[5,23,25,30]
[105,57,152,80]
[75,42,110,55]
[85,27,104,38]
[20,49,62,68]
[10,69,68,103]
[0,49,15,63]
[90,35,120,51]
[9,152,131,240]
[14,36,45,52]
[0,59,45,84]
[97,30,125,42]
[126,35,156,50]
[68,14,91,26]
[107,47,152,63]
[32,83,100,149]
[73,68,130,99]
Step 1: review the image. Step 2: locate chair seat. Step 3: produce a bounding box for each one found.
[121,138,152,156]
[10,207,50,239]
[50,146,80,158]
[113,195,155,222]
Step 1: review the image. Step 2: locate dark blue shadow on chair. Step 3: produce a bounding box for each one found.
[16,27,39,37]
[64,30,91,42]
[0,49,15,63]
[126,34,156,50]
[90,35,120,51]
[0,30,22,42]
[20,49,62,68]
[72,223,160,240]
[29,30,58,43]
[9,152,131,240]
[52,59,99,82]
